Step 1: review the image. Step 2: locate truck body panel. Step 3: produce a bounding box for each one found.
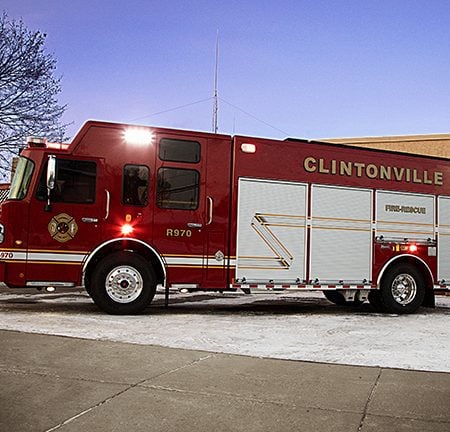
[1,120,449,313]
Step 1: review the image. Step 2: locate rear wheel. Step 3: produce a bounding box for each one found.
[89,251,156,314]
[380,264,425,314]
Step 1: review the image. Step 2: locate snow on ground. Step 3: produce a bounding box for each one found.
[0,288,450,372]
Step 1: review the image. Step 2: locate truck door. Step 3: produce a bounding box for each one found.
[25,155,106,287]
[152,133,231,289]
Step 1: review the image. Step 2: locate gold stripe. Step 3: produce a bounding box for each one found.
[251,225,291,267]
[311,226,371,232]
[237,266,289,270]
[264,223,306,228]
[255,213,306,218]
[27,248,88,254]
[377,229,434,235]
[163,254,204,258]
[253,218,293,260]
[239,256,280,260]
[27,261,81,265]
[313,216,371,223]
[377,220,433,227]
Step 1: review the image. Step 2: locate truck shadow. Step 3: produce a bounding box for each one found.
[0,292,364,315]
[149,295,375,316]
[1,292,448,316]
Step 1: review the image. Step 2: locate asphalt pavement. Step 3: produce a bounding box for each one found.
[1,329,450,432]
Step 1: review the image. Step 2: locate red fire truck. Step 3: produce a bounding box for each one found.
[1,120,449,314]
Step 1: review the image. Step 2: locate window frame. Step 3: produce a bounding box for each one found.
[122,164,150,206]
[156,166,200,210]
[36,158,97,204]
[158,138,201,164]
[8,156,35,201]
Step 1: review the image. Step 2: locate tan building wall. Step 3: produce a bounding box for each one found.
[324,134,450,159]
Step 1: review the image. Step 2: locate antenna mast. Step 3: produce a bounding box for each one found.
[212,30,219,134]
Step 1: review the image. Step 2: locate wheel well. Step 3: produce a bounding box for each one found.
[379,255,435,308]
[84,240,166,289]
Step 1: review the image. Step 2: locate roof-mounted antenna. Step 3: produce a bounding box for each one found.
[212,30,219,134]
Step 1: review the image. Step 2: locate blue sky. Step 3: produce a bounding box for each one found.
[3,0,450,140]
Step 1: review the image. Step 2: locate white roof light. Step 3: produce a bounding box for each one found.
[27,136,47,147]
[241,143,256,153]
[124,128,154,145]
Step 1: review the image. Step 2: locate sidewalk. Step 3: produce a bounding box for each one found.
[1,330,449,431]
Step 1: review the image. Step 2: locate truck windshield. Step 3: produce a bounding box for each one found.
[8,157,35,200]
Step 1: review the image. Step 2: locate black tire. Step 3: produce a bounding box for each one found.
[380,264,425,314]
[323,290,363,306]
[368,290,385,312]
[89,251,156,315]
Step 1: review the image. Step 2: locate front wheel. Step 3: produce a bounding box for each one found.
[380,264,425,314]
[89,251,156,315]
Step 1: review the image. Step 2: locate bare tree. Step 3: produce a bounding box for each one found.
[0,12,67,181]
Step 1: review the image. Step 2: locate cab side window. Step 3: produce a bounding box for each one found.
[37,159,97,203]
[159,138,200,163]
[156,167,199,210]
[157,137,201,210]
[122,165,149,206]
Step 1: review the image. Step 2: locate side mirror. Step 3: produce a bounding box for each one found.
[47,155,56,190]
[45,155,56,212]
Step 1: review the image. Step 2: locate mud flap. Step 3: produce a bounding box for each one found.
[422,288,435,308]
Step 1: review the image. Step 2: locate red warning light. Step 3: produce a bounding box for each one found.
[409,244,418,253]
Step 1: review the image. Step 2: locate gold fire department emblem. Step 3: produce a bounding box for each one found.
[48,213,78,243]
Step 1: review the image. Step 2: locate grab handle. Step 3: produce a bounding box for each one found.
[104,189,110,220]
[207,196,213,225]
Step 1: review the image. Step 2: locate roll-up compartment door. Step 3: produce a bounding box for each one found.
[376,191,435,241]
[310,185,372,283]
[438,196,450,283]
[236,178,307,283]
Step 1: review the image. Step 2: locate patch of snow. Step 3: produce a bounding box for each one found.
[0,289,449,372]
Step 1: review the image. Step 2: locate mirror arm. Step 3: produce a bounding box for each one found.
[45,189,52,212]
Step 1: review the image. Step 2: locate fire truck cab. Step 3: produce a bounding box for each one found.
[1,120,449,314]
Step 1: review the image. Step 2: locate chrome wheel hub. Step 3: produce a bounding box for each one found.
[105,265,143,303]
[391,273,417,305]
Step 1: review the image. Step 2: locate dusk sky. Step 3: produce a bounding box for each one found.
[3,0,450,140]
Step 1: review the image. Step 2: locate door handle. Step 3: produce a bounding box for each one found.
[207,196,213,225]
[187,222,203,229]
[82,217,99,223]
[104,189,110,220]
